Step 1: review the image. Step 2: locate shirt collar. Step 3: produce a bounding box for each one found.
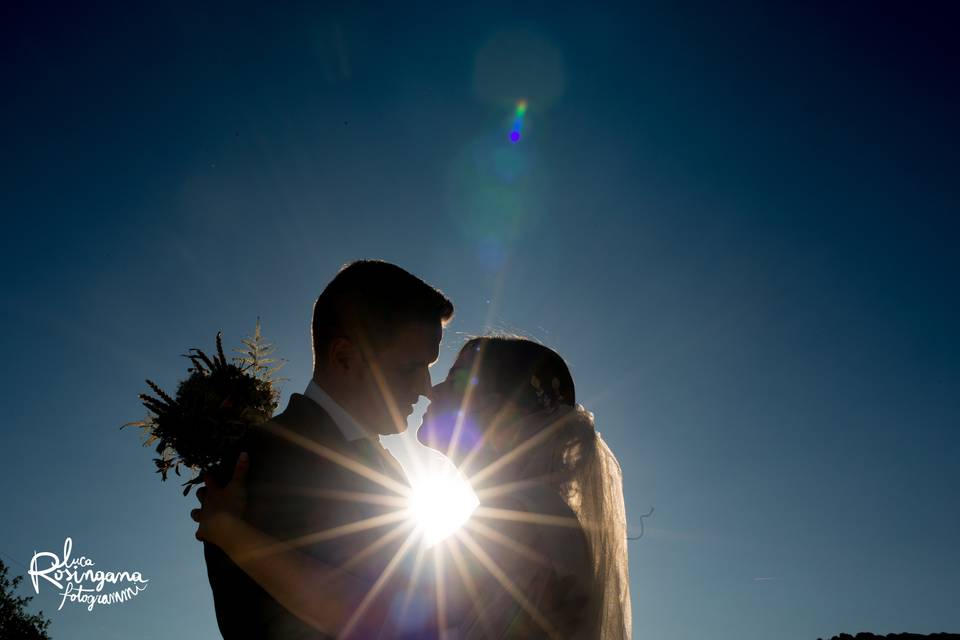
[303,380,373,443]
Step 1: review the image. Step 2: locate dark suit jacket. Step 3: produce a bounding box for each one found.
[203,393,412,639]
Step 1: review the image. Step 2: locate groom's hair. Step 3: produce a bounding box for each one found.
[312,260,453,370]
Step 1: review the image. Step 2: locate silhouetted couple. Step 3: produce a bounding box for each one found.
[192,260,631,639]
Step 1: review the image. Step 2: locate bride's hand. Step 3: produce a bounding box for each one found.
[191,452,249,545]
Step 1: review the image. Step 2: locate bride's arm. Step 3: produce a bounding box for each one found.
[192,454,383,636]
[202,510,375,634]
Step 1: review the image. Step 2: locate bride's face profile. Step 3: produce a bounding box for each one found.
[419,344,506,458]
[419,337,576,459]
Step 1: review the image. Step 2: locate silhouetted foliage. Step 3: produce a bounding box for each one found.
[0,558,52,640]
[123,320,285,495]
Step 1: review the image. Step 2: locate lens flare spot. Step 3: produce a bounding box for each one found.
[509,99,527,144]
[408,467,479,546]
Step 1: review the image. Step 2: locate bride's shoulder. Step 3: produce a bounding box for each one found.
[485,482,564,518]
[510,482,577,522]
[489,483,590,567]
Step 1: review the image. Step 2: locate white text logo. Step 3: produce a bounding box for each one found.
[28,538,149,612]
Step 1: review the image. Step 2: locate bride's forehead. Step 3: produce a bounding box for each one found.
[448,349,501,386]
[452,344,482,369]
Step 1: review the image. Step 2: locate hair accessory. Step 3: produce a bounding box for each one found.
[530,374,559,410]
[552,377,565,403]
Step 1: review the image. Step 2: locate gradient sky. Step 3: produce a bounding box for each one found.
[2,2,958,639]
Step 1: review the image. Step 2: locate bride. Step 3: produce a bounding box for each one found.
[193,335,631,639]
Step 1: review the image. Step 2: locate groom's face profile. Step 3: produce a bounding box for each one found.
[332,320,442,435]
[312,260,453,435]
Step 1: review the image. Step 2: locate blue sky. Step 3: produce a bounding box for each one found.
[1,2,958,639]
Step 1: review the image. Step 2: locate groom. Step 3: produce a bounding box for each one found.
[201,260,453,639]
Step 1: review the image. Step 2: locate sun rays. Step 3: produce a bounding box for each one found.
[260,421,411,497]
[337,528,423,638]
[249,345,589,639]
[455,529,562,639]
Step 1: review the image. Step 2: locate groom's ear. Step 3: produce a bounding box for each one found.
[328,337,361,375]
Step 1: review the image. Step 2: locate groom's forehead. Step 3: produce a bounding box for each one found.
[388,320,442,360]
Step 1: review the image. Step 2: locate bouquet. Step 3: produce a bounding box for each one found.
[124,320,285,495]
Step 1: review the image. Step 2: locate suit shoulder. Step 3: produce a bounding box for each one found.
[242,395,353,479]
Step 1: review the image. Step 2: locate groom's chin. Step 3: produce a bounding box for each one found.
[373,407,412,435]
[382,420,408,436]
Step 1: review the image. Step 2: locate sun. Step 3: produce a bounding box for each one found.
[407,461,479,547]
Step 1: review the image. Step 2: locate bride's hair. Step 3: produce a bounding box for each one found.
[460,335,575,408]
[462,335,632,640]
